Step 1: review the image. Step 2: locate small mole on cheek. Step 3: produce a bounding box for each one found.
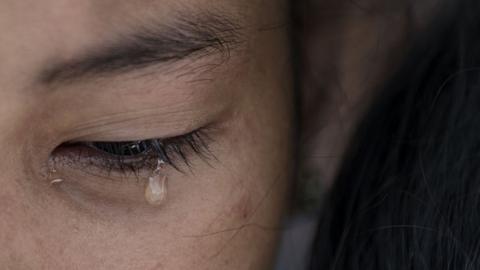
[148,262,164,270]
[232,193,253,220]
[223,258,232,267]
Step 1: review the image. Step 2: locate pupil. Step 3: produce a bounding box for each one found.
[92,141,149,156]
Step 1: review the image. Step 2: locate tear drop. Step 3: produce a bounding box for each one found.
[47,163,64,186]
[50,178,64,186]
[145,174,168,206]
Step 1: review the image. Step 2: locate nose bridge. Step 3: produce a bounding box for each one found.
[0,93,42,263]
[0,150,59,266]
[0,130,71,270]
[0,172,30,259]
[0,190,49,268]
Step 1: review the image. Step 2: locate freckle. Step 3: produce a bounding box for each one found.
[148,262,164,270]
[232,194,253,220]
[72,225,80,233]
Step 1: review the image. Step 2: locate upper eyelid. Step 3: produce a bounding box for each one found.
[66,109,209,142]
[60,85,231,142]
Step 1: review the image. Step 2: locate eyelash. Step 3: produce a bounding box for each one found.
[56,129,213,176]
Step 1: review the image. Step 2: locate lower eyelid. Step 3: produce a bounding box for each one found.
[50,144,157,180]
[47,164,155,209]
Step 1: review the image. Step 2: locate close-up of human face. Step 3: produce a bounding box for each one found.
[0,0,293,269]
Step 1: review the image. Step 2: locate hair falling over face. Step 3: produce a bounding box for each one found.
[309,0,480,269]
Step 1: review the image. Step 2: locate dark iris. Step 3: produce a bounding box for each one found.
[91,141,150,157]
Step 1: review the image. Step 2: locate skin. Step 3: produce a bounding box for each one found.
[0,0,293,269]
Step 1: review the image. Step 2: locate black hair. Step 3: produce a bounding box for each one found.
[310,0,480,268]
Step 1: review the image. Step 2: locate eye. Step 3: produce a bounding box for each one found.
[51,129,214,178]
[89,141,151,157]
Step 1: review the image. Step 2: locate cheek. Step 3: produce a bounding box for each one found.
[5,126,290,270]
[0,173,57,268]
[231,191,254,221]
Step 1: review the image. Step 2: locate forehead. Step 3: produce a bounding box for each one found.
[0,0,266,82]
[0,0,250,47]
[0,0,250,21]
[0,0,255,36]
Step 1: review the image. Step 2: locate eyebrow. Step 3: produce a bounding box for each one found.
[40,12,243,85]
